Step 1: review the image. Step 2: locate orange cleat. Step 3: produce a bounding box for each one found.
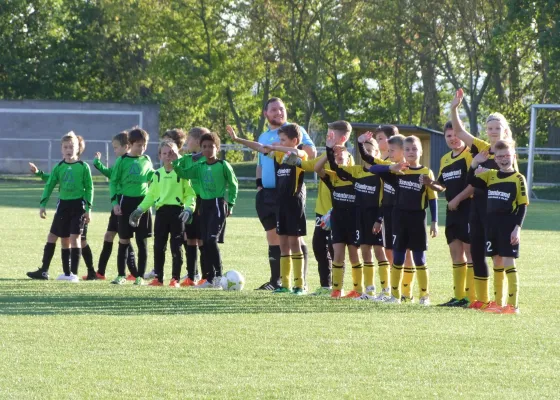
[343,290,362,299]
[180,277,196,287]
[468,300,487,310]
[149,279,163,287]
[126,274,136,281]
[331,289,344,299]
[482,301,503,313]
[169,279,180,288]
[195,279,208,287]
[500,304,520,314]
[96,272,106,280]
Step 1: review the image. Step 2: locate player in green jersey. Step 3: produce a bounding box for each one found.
[31,132,94,282]
[172,132,238,288]
[110,128,154,285]
[130,141,197,287]
[27,135,95,281]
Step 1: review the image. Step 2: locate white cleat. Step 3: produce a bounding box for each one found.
[56,274,79,283]
[354,293,376,301]
[382,295,401,304]
[372,289,391,302]
[419,296,431,306]
[365,285,376,296]
[212,277,223,289]
[144,269,157,280]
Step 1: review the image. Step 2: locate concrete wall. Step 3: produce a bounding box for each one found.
[0,100,159,174]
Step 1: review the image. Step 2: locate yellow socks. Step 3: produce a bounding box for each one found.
[351,263,364,293]
[332,263,345,291]
[280,255,292,289]
[416,265,429,297]
[505,265,519,308]
[378,260,390,290]
[292,252,304,289]
[402,266,416,298]
[391,264,403,298]
[453,263,467,299]
[363,262,375,292]
[466,263,475,303]
[474,276,490,304]
[493,267,505,306]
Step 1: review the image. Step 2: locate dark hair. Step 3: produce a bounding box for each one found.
[199,132,221,151]
[328,120,352,134]
[163,128,187,148]
[128,127,149,144]
[278,123,302,143]
[188,127,211,141]
[113,131,129,147]
[495,139,516,151]
[375,125,399,138]
[264,97,283,111]
[443,121,453,132]
[387,135,404,148]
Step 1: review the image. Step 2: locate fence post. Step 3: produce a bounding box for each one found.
[527,106,537,199]
[48,140,52,172]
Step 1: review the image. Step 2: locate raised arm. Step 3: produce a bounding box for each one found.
[226,125,267,153]
[93,153,112,179]
[451,88,475,147]
[357,132,376,165]
[326,146,354,182]
[266,144,307,159]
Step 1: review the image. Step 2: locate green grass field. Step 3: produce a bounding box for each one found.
[1,180,559,399]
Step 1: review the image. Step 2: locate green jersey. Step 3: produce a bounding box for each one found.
[138,167,197,212]
[110,154,154,205]
[176,152,205,194]
[40,160,94,212]
[173,159,238,206]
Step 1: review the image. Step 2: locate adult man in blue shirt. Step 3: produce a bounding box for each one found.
[255,97,317,290]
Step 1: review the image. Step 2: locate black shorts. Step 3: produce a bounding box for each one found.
[155,205,184,240]
[117,196,153,240]
[184,196,202,240]
[358,207,383,246]
[381,205,394,249]
[50,199,86,238]
[393,209,428,252]
[485,215,519,258]
[256,188,278,231]
[445,208,470,244]
[276,195,306,237]
[107,208,119,233]
[331,208,359,246]
[199,198,227,242]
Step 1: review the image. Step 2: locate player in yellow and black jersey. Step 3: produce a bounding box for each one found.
[369,136,438,305]
[326,139,390,300]
[451,88,518,309]
[226,123,308,294]
[468,140,528,314]
[420,121,475,307]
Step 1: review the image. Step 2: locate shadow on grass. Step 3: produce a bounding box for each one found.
[0,285,432,316]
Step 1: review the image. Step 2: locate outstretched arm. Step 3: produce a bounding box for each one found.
[226,125,267,153]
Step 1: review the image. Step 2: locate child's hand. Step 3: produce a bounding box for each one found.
[447,197,460,211]
[262,144,273,153]
[419,174,433,186]
[358,132,373,144]
[510,225,521,245]
[282,151,301,166]
[29,162,38,174]
[451,88,464,110]
[474,166,489,175]
[325,131,336,148]
[430,221,438,238]
[226,125,238,141]
[113,205,122,216]
[129,208,143,227]
[226,204,233,217]
[39,208,47,219]
[169,145,181,160]
[472,150,489,167]
[179,208,193,224]
[83,212,91,224]
[94,152,101,160]
[389,162,409,174]
[372,221,382,234]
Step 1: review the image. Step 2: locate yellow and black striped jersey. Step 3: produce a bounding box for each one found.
[268,151,307,198]
[471,170,529,214]
[437,147,472,203]
[382,166,438,211]
[322,170,355,209]
[471,137,519,171]
[300,153,354,215]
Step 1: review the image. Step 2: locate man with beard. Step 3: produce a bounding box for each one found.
[255,97,316,290]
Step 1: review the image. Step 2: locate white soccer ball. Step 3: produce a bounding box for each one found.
[221,270,245,291]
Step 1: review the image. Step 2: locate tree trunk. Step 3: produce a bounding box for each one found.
[420,57,440,129]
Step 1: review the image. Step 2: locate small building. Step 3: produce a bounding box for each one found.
[350,123,448,174]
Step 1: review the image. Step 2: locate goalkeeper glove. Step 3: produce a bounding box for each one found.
[319,209,332,231]
[282,151,301,166]
[179,207,194,224]
[129,208,144,227]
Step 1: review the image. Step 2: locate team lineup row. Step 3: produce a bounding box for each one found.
[26,91,528,314]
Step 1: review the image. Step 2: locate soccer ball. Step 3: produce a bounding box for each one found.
[221,270,245,291]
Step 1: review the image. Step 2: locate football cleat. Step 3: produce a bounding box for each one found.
[82,270,98,281]
[482,301,502,313]
[180,278,196,287]
[401,295,414,303]
[194,279,213,289]
[111,276,127,285]
[133,277,144,286]
[468,300,487,310]
[212,277,223,289]
[310,287,332,296]
[343,290,362,299]
[372,289,391,302]
[27,269,49,280]
[255,282,277,291]
[354,293,375,301]
[330,289,344,299]
[273,287,292,294]
[95,272,106,280]
[149,279,163,287]
[419,296,431,306]
[144,269,157,280]
[365,285,376,296]
[383,295,401,304]
[57,274,79,283]
[169,279,180,288]
[126,274,136,281]
[500,304,520,314]
[292,287,306,295]
[438,297,460,307]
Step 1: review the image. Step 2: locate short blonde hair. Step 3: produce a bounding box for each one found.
[486,112,511,137]
[61,131,80,149]
[404,135,423,151]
